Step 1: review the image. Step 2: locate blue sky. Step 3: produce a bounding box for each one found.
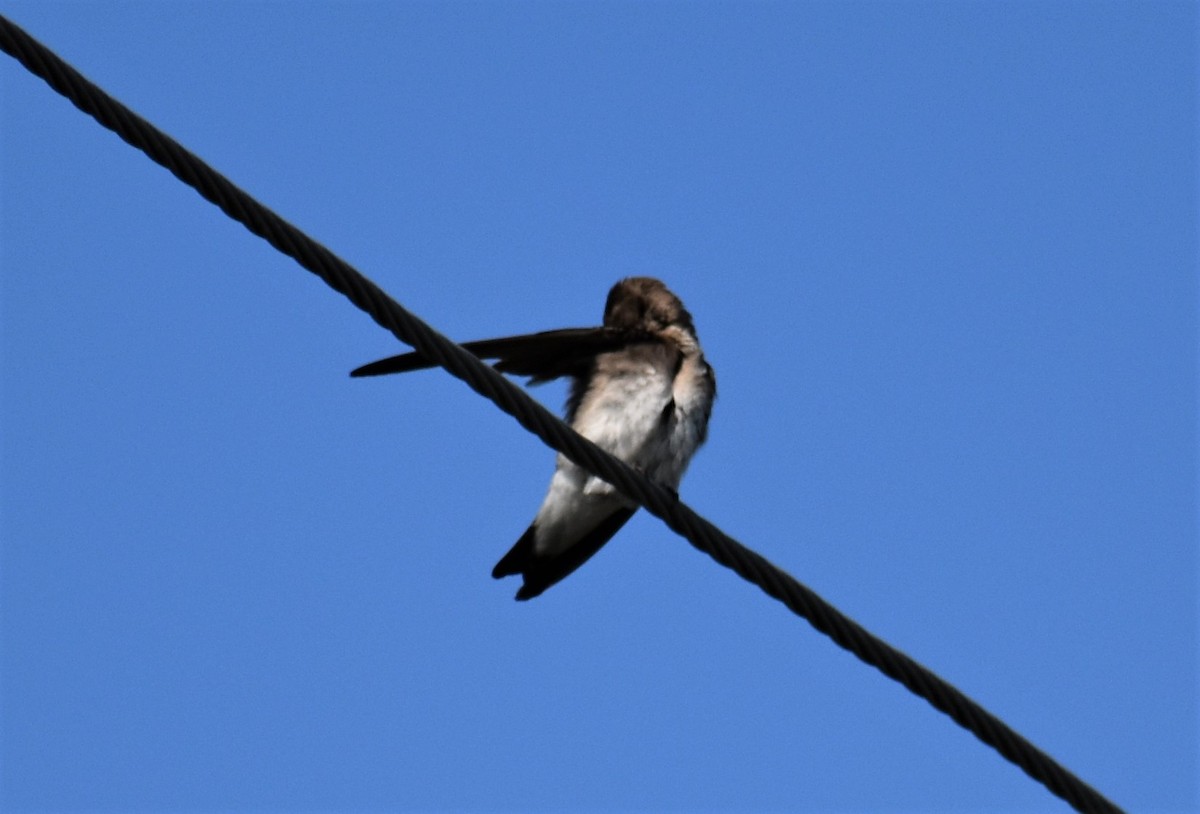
[1,2,1195,811]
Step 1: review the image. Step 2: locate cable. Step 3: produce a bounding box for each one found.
[0,15,1124,814]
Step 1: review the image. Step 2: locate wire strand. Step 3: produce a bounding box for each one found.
[0,15,1124,814]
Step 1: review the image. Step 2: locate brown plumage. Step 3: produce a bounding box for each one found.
[353,277,715,599]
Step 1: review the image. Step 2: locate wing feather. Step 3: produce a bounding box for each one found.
[350,327,645,383]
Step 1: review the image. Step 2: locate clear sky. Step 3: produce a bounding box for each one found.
[2,2,1195,812]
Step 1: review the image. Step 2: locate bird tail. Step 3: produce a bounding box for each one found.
[491,508,638,601]
[492,525,536,579]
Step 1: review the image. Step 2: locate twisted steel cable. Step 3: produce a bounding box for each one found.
[1,15,1123,814]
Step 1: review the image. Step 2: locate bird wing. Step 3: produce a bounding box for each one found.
[350,327,649,384]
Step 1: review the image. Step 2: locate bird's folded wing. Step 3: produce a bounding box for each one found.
[350,327,650,383]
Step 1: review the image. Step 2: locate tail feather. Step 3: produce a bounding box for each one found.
[492,508,637,600]
[492,525,536,579]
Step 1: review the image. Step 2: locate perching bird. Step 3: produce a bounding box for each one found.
[352,277,715,600]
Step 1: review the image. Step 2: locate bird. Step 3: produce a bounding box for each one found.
[351,277,716,600]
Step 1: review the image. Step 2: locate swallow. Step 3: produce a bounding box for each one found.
[352,277,716,600]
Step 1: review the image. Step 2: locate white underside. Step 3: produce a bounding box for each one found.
[531,355,711,557]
